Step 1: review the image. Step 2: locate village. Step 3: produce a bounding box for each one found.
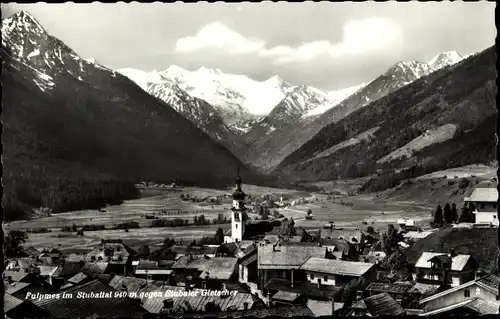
[4,173,499,318]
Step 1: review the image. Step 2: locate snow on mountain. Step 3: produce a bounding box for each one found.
[116,68,150,91]
[428,51,463,71]
[263,75,294,94]
[304,82,367,117]
[156,65,286,120]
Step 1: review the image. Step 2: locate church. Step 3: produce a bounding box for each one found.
[223,171,276,244]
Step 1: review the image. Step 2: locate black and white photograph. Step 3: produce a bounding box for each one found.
[1,1,498,318]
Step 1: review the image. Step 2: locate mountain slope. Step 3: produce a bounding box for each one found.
[243,52,464,172]
[1,11,253,219]
[275,46,496,182]
[244,85,331,143]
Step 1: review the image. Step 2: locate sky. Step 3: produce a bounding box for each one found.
[1,1,496,92]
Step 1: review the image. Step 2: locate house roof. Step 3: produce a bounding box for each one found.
[258,243,326,269]
[38,266,61,277]
[135,269,174,275]
[171,255,209,270]
[405,227,497,273]
[353,293,406,316]
[273,291,301,302]
[421,298,479,316]
[108,276,161,296]
[58,261,84,278]
[33,279,148,318]
[420,274,500,304]
[366,282,415,294]
[306,299,333,317]
[4,293,24,312]
[68,272,89,285]
[65,254,87,262]
[172,245,218,256]
[82,261,109,276]
[3,270,30,282]
[5,282,33,294]
[465,188,498,202]
[320,228,364,243]
[415,252,472,271]
[138,282,258,313]
[403,231,435,240]
[214,305,315,318]
[320,238,351,255]
[405,309,425,315]
[300,257,375,276]
[464,298,499,315]
[199,257,238,280]
[265,278,342,300]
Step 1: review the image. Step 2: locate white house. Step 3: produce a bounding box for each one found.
[464,188,498,227]
[299,257,375,287]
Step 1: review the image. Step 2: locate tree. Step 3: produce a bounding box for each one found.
[307,209,312,216]
[365,226,375,234]
[450,203,458,223]
[443,203,452,224]
[4,230,26,258]
[162,237,175,250]
[381,249,408,275]
[138,245,150,258]
[341,277,370,305]
[433,205,444,227]
[215,228,224,245]
[459,203,475,223]
[262,209,269,220]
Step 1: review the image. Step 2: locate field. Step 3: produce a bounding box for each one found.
[5,168,496,253]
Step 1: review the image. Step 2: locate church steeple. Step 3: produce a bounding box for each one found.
[232,166,246,201]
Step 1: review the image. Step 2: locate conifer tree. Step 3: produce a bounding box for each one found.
[433,205,444,227]
[443,203,452,224]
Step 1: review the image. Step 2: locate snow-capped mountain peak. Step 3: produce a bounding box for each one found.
[428,51,463,70]
[263,75,293,93]
[116,68,150,90]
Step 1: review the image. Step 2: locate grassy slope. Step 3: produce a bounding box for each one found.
[275,46,497,183]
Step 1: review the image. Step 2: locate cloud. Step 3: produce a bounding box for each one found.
[259,17,404,65]
[175,22,265,55]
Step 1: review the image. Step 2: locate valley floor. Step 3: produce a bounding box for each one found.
[4,164,496,252]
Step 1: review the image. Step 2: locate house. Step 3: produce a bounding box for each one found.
[366,282,416,302]
[464,187,499,227]
[199,257,239,290]
[319,227,365,253]
[414,251,477,287]
[32,279,149,318]
[348,292,406,316]
[85,239,136,276]
[237,247,258,284]
[4,293,50,319]
[257,241,327,289]
[300,257,375,287]
[3,270,38,283]
[397,219,418,231]
[133,259,174,282]
[38,266,63,287]
[172,245,217,258]
[319,238,358,261]
[419,274,500,316]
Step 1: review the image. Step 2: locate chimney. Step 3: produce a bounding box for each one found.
[450,248,457,257]
[267,291,273,306]
[356,290,363,302]
[243,302,249,311]
[222,283,227,291]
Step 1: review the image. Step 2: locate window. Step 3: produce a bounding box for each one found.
[310,274,315,280]
[494,203,497,209]
[480,203,485,209]
[324,276,328,282]
[464,290,470,298]
[235,224,238,229]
